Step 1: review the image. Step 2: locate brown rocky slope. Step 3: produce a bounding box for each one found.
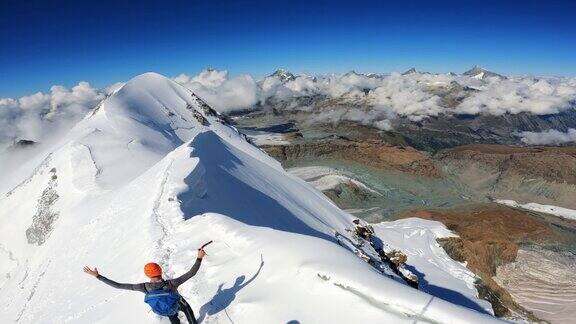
[396,203,559,320]
[437,144,576,209]
[262,136,441,178]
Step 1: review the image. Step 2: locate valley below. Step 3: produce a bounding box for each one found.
[235,111,576,323]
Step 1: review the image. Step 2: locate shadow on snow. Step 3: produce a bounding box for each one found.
[178,131,334,242]
[405,264,491,315]
[198,254,265,323]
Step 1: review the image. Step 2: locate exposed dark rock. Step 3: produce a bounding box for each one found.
[15,139,36,147]
[7,139,38,151]
[192,110,209,126]
[26,168,59,245]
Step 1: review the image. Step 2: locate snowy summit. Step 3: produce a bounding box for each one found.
[401,67,418,75]
[269,68,297,83]
[1,72,501,323]
[462,65,504,80]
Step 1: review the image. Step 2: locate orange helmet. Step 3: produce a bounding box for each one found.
[144,262,162,278]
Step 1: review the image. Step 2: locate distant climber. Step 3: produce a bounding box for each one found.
[83,243,210,324]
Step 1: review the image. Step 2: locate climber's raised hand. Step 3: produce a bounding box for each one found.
[83,266,99,277]
[197,249,206,259]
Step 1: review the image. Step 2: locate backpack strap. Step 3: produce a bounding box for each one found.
[144,280,169,293]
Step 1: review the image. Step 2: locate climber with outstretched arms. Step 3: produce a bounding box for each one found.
[83,241,213,324]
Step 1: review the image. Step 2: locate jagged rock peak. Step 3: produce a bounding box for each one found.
[463,65,505,79]
[270,69,296,82]
[402,67,418,75]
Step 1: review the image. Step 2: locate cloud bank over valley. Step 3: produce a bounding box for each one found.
[1,68,576,150]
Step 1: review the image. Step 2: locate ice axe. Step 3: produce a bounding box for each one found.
[199,240,213,255]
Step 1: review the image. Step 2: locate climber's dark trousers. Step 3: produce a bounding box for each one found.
[168,298,197,324]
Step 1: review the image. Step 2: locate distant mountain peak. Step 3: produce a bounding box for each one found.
[365,73,382,78]
[463,65,504,79]
[402,67,417,75]
[270,69,296,82]
[342,70,363,77]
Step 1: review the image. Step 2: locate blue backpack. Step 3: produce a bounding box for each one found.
[144,289,181,316]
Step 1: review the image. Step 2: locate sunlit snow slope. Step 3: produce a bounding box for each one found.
[0,73,501,323]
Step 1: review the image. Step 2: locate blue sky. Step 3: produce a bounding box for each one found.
[1,0,575,97]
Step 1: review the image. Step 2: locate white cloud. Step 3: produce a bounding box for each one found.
[367,74,443,121]
[0,82,104,149]
[173,69,258,112]
[304,107,394,131]
[49,81,103,118]
[457,77,576,116]
[256,71,576,127]
[374,119,393,131]
[18,92,51,110]
[519,128,576,145]
[3,70,576,150]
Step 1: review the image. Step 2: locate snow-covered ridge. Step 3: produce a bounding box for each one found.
[0,72,501,323]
